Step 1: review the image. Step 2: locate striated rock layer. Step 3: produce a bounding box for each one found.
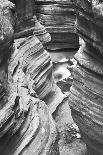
[11,0,51,46]
[0,1,59,154]
[11,0,66,115]
[69,0,103,154]
[14,35,65,114]
[35,0,79,51]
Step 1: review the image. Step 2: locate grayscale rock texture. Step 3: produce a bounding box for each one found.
[69,0,103,154]
[12,3,75,154]
[35,0,79,51]
[0,1,60,154]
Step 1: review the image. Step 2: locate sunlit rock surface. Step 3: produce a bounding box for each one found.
[12,0,67,115]
[12,1,86,155]
[69,0,103,154]
[0,1,59,154]
[0,0,89,154]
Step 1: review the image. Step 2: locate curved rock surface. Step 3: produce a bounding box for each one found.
[35,0,79,51]
[11,0,66,115]
[11,0,51,46]
[69,0,103,154]
[0,1,59,154]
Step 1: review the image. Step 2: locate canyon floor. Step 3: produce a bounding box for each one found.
[49,50,87,155]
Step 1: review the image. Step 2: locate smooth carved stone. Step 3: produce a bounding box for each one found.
[75,46,103,75]
[69,0,103,154]
[70,66,103,118]
[69,63,103,154]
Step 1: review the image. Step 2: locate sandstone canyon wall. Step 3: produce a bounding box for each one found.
[35,0,79,52]
[69,0,103,154]
[0,1,60,154]
[13,0,66,114]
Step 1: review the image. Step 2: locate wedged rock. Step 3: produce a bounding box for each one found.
[69,0,103,154]
[33,15,51,45]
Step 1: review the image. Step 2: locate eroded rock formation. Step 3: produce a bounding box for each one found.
[12,0,66,115]
[11,0,51,47]
[0,1,59,154]
[12,1,81,155]
[35,0,79,51]
[69,0,103,154]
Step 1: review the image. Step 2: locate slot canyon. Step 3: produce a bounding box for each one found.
[0,0,102,155]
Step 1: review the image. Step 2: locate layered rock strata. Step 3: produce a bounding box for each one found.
[11,0,51,46]
[35,0,79,51]
[10,1,82,154]
[14,35,65,114]
[12,0,66,114]
[69,0,103,154]
[0,1,59,154]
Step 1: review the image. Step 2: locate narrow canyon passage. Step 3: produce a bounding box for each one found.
[0,0,103,155]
